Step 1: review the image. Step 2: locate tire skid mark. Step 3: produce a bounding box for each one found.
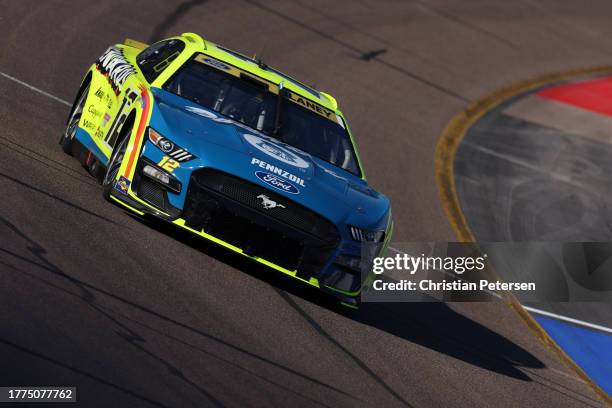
[148,0,207,43]
[0,216,359,402]
[0,172,118,225]
[276,289,414,408]
[243,0,469,103]
[0,137,97,186]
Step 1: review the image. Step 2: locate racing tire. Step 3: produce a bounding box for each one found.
[60,84,89,154]
[102,129,131,200]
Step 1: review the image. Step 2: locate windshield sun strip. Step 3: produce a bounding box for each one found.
[194,53,280,94]
[214,45,322,99]
[193,53,339,124]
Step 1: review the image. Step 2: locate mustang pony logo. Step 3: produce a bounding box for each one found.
[257,194,286,210]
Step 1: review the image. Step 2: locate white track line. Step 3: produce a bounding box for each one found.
[462,142,586,189]
[388,247,612,335]
[0,71,71,107]
[523,306,612,335]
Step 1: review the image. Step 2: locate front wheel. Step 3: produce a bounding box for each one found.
[60,84,89,154]
[102,132,130,200]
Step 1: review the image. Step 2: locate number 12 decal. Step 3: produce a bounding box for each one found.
[158,156,180,172]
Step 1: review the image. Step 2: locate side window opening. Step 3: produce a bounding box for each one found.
[137,39,185,83]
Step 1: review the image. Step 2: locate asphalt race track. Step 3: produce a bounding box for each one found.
[1,1,612,407]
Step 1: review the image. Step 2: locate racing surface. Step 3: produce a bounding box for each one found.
[1,1,612,406]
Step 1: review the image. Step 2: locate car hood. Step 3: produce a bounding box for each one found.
[149,88,390,228]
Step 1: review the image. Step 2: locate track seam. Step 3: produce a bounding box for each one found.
[435,65,612,407]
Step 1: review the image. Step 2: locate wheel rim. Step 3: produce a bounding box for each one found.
[104,138,127,187]
[65,87,87,141]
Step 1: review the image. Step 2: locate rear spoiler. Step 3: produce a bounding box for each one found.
[123,38,148,50]
[123,33,206,51]
[320,91,338,110]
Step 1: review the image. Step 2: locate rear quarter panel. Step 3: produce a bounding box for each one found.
[77,44,148,161]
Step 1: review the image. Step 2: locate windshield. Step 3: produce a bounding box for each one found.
[163,56,361,176]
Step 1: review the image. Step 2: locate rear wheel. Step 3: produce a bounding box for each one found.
[102,129,131,200]
[60,84,89,154]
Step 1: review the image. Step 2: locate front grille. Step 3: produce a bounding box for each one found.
[192,169,339,241]
[138,179,166,210]
[183,169,340,277]
[206,210,304,271]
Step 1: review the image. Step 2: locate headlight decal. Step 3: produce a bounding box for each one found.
[148,128,197,162]
[348,225,385,243]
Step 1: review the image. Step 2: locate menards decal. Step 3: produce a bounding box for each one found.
[96,47,136,95]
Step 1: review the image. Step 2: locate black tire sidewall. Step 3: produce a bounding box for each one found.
[102,132,131,199]
[60,84,89,154]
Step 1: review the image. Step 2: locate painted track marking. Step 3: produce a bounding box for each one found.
[0,71,71,107]
[524,306,612,335]
[462,142,583,187]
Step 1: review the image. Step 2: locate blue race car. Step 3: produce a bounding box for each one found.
[60,33,393,307]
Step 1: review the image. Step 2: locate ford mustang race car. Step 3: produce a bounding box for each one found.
[60,33,392,307]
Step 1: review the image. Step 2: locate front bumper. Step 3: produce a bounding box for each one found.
[109,166,365,306]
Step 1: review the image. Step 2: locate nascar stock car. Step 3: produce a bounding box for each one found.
[59,32,392,308]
